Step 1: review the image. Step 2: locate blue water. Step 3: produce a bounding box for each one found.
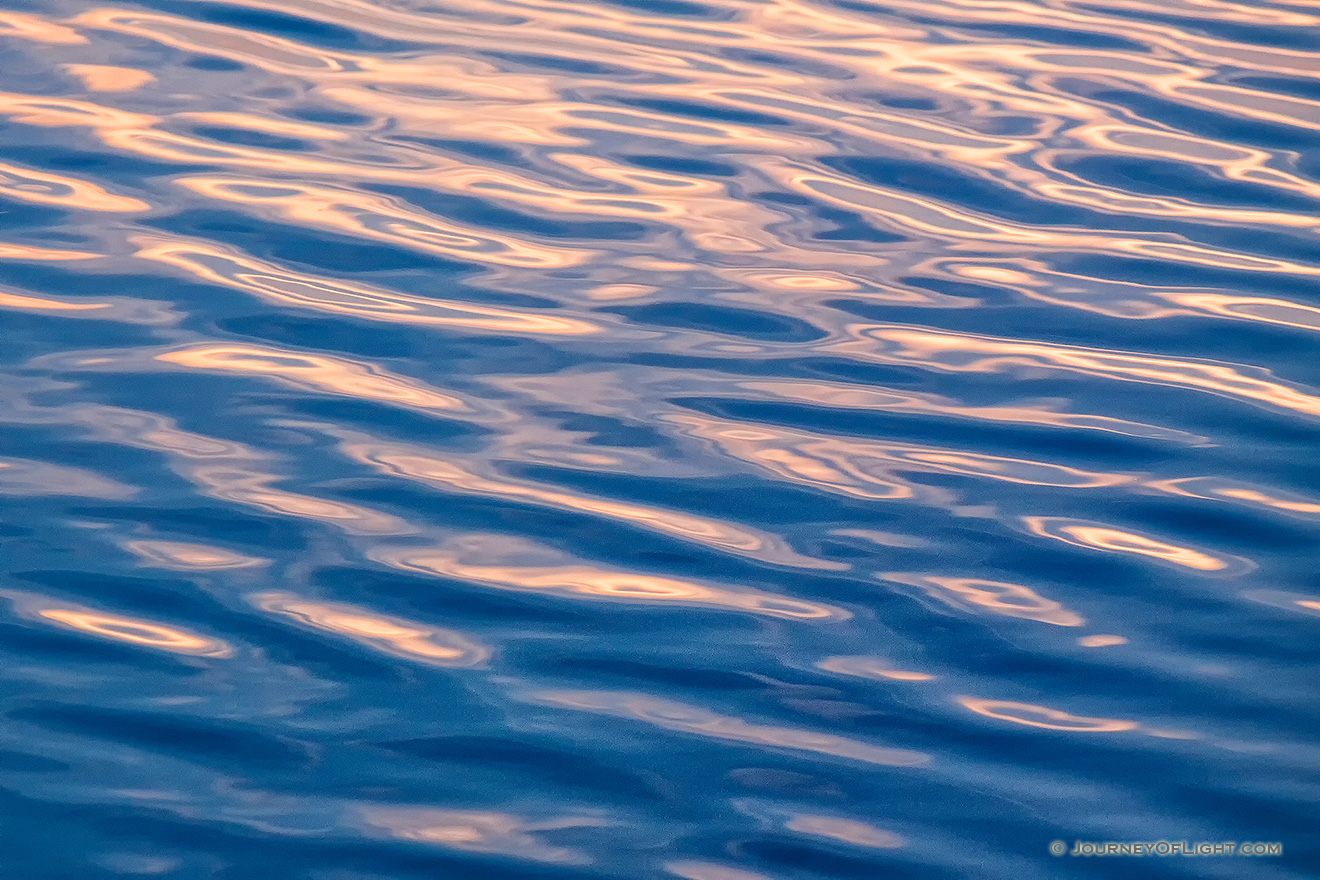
[0,0,1317,876]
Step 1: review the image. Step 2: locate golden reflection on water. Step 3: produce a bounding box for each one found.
[0,0,1313,343]
[766,159,1320,279]
[958,698,1138,732]
[535,690,930,766]
[123,540,268,571]
[830,326,1320,421]
[0,287,175,324]
[134,236,601,336]
[0,0,1312,851]
[1078,634,1129,648]
[882,573,1084,626]
[74,9,347,74]
[729,377,1198,442]
[33,606,232,657]
[189,466,412,536]
[343,439,841,570]
[1147,477,1320,519]
[0,11,85,45]
[1022,516,1248,573]
[0,91,154,130]
[664,412,1126,508]
[361,807,594,863]
[0,455,135,498]
[817,656,936,682]
[0,160,147,211]
[253,593,490,666]
[1160,293,1320,334]
[62,64,155,93]
[70,406,254,460]
[66,405,415,536]
[0,241,100,261]
[666,861,773,880]
[155,344,469,413]
[374,539,845,621]
[785,814,905,849]
[176,177,588,269]
[947,259,1320,332]
[0,290,107,313]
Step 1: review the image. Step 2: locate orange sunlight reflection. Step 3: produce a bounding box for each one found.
[344,440,841,570]
[817,656,936,681]
[785,815,905,849]
[958,698,1138,732]
[1023,516,1248,573]
[883,573,1084,626]
[253,592,491,667]
[155,344,468,412]
[134,236,600,336]
[361,807,594,863]
[36,607,232,657]
[123,540,269,571]
[374,540,845,621]
[62,64,155,92]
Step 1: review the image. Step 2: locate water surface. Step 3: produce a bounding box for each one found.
[0,0,1317,877]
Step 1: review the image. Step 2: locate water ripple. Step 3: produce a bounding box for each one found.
[1,0,1317,875]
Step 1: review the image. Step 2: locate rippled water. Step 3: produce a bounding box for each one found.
[0,0,1317,876]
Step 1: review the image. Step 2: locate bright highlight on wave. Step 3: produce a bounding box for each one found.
[360,806,595,864]
[883,572,1085,626]
[12,598,233,658]
[958,698,1138,733]
[155,344,469,413]
[1022,516,1250,573]
[123,540,269,571]
[374,540,846,621]
[252,592,491,667]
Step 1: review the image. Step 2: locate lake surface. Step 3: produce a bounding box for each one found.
[0,0,1317,877]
